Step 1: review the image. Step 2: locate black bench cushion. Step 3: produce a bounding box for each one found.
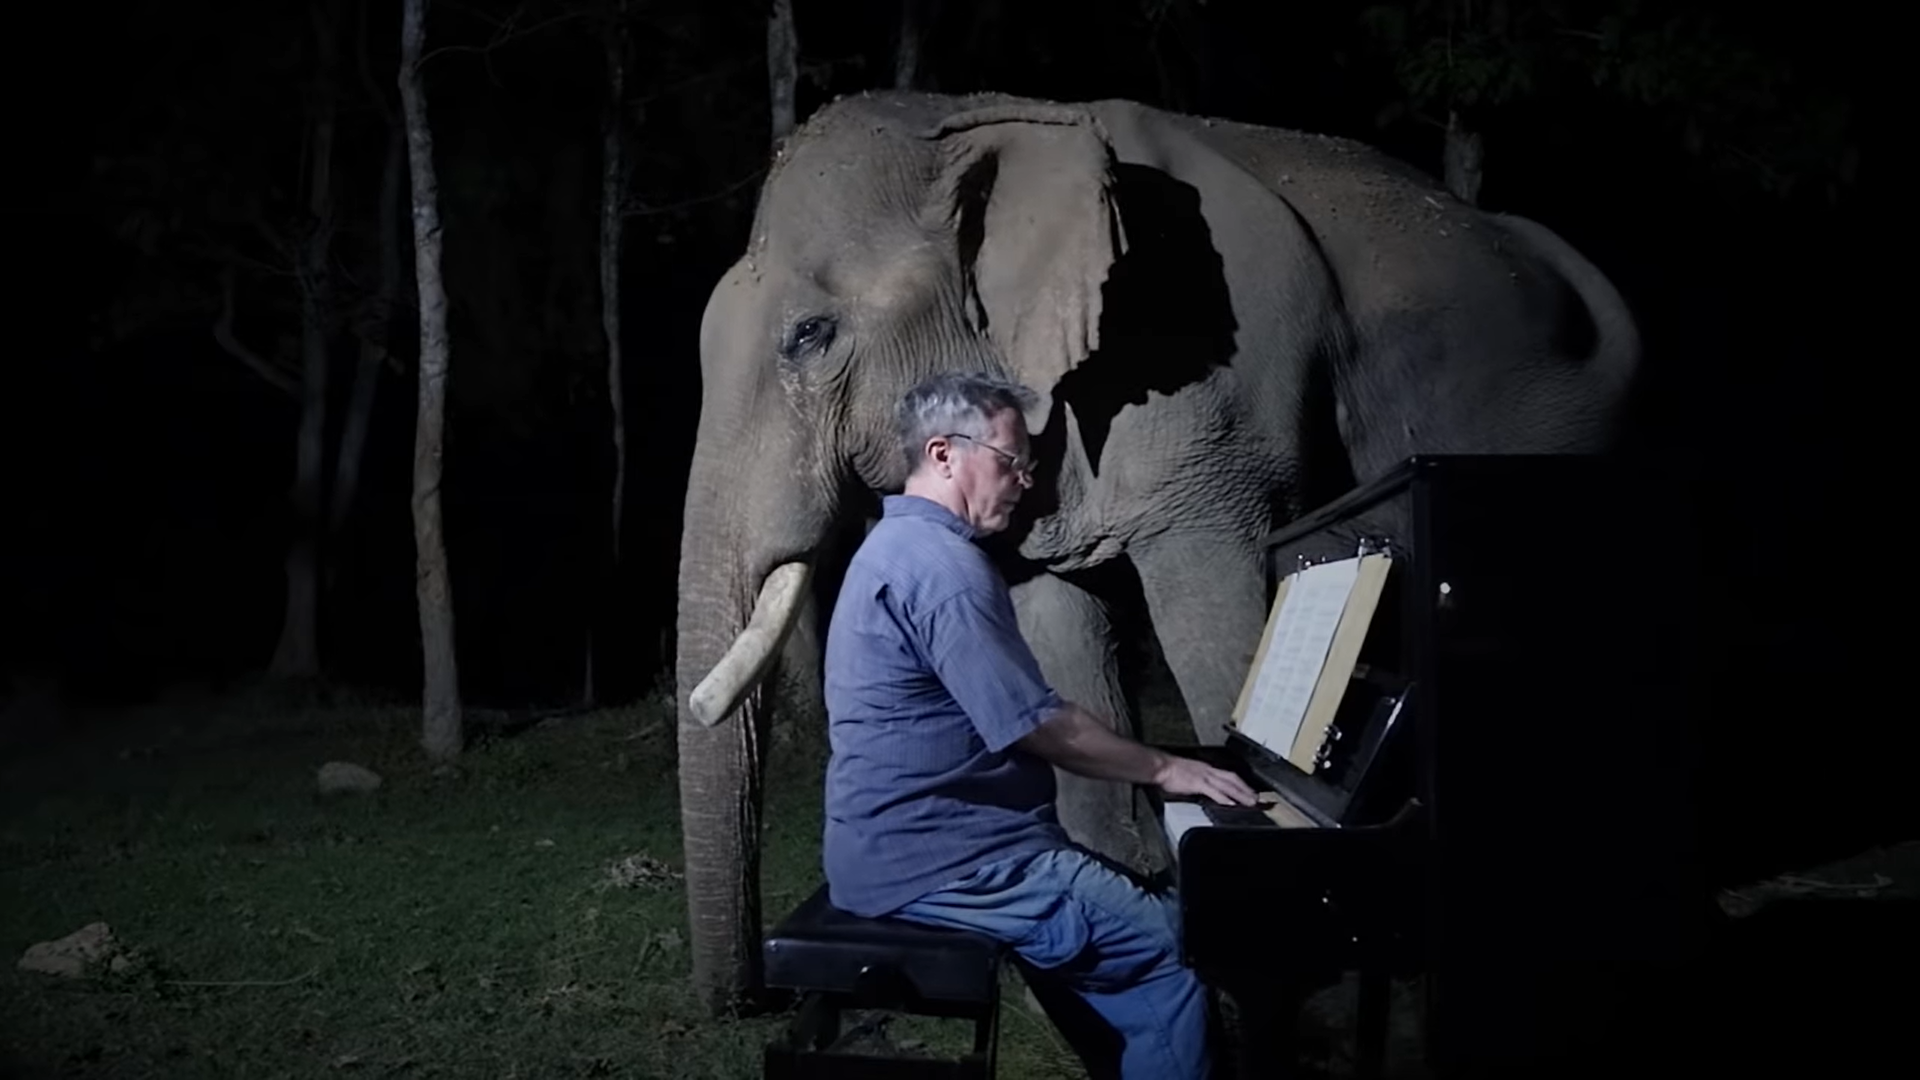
[764,884,1004,1005]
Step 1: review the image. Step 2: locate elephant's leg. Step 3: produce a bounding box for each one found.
[1009,571,1161,875]
[1128,534,1271,748]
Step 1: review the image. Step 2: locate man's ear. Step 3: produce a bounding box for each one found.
[923,434,954,477]
[922,104,1127,436]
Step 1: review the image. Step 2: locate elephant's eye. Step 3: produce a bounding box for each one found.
[781,315,836,359]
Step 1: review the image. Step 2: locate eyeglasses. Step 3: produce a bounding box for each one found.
[943,432,1034,477]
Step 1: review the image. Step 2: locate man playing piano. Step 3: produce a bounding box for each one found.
[822,371,1258,1079]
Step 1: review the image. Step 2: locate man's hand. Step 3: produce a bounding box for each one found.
[1016,702,1259,806]
[1152,754,1259,807]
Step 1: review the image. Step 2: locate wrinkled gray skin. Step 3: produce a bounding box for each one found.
[675,91,1639,1013]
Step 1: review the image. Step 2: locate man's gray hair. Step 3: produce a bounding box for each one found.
[896,371,1038,474]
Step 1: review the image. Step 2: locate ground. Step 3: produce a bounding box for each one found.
[0,685,1075,1078]
[4,680,1914,1077]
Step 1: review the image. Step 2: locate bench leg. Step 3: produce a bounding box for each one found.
[765,994,1005,1080]
[765,993,843,1079]
[792,992,842,1051]
[968,983,1000,1079]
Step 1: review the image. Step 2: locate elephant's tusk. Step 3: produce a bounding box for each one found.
[688,561,812,727]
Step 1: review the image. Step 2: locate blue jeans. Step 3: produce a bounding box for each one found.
[894,845,1212,1080]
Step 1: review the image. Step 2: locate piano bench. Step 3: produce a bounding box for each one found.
[762,884,1004,1080]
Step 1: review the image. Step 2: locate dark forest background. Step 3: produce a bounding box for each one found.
[2,1,1899,865]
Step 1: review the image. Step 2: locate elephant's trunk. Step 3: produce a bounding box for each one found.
[675,529,772,1017]
[674,420,826,1017]
[675,254,846,1016]
[689,561,812,726]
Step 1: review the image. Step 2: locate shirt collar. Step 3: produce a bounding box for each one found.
[882,493,976,541]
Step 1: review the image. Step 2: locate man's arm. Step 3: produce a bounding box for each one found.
[1017,701,1258,807]
[914,566,1255,806]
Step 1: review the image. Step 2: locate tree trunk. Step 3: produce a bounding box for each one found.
[893,0,926,90]
[1444,107,1484,206]
[270,295,325,679]
[329,123,404,540]
[767,0,797,145]
[270,15,340,680]
[586,0,631,707]
[330,345,382,539]
[400,0,462,762]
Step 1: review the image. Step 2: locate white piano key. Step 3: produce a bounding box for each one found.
[1162,801,1212,851]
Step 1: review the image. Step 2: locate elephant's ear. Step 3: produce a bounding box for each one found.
[922,104,1126,434]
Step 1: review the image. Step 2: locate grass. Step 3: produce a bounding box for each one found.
[0,684,1085,1079]
[14,680,1913,1077]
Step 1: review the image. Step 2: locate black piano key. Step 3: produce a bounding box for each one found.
[1201,803,1281,829]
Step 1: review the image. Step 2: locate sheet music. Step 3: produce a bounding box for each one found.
[1238,556,1363,755]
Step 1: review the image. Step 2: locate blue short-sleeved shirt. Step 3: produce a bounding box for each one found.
[821,494,1070,917]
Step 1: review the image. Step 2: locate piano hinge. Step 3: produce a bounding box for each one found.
[1312,723,1343,772]
[1292,534,1396,575]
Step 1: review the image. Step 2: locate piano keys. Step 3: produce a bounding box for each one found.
[1148,454,1704,1079]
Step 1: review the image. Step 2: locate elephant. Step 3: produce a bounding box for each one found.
[673,90,1640,1014]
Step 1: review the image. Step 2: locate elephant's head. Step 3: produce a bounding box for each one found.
[673,92,1130,1012]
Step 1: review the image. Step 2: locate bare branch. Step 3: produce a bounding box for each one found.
[1723,140,1787,189]
[621,168,767,220]
[246,203,297,264]
[213,268,300,395]
[416,5,593,70]
[631,52,765,110]
[415,41,493,68]
[435,0,535,33]
[182,236,295,279]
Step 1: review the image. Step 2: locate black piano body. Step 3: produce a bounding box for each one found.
[1150,454,1705,1077]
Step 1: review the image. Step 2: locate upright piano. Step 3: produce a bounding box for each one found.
[1149,455,1705,1078]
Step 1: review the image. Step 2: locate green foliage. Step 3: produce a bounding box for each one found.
[1138,0,1209,22]
[1582,7,1858,202]
[1360,2,1538,111]
[1356,0,1861,205]
[0,690,1078,1078]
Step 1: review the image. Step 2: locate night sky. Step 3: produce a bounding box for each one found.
[3,0,1897,865]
